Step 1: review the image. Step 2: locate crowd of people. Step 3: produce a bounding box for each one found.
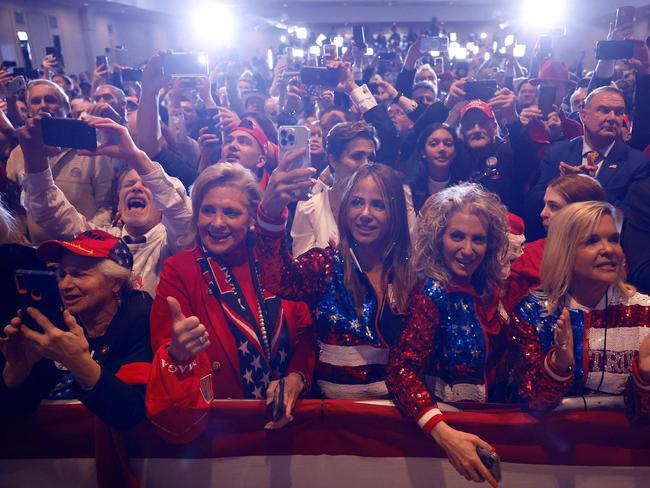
[1,10,650,486]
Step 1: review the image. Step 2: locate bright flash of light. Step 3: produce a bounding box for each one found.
[449,32,457,42]
[296,27,308,39]
[333,36,344,48]
[365,47,374,55]
[429,50,440,57]
[292,48,305,58]
[520,0,564,30]
[191,3,236,46]
[513,44,527,57]
[504,35,515,46]
[316,34,328,46]
[17,31,29,41]
[280,35,287,43]
[484,52,491,61]
[267,49,274,70]
[480,32,488,40]
[309,45,321,55]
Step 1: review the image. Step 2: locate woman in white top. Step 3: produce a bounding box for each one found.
[291,120,416,256]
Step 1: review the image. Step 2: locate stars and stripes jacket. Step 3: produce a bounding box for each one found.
[145,246,315,443]
[256,208,407,399]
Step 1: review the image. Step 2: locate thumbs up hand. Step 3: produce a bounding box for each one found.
[166,296,210,362]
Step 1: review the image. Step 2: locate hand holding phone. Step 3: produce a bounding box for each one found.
[464,80,498,102]
[268,377,285,422]
[477,447,502,483]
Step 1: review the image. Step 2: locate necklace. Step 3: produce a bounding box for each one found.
[210,244,272,360]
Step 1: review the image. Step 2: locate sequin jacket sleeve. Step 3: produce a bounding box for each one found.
[508,307,573,413]
[386,292,444,434]
[255,205,335,305]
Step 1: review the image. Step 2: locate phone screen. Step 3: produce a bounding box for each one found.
[300,66,339,87]
[41,118,97,151]
[163,53,209,77]
[464,80,497,102]
[96,55,108,68]
[596,40,635,60]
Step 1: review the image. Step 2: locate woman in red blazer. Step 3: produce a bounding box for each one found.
[146,163,315,443]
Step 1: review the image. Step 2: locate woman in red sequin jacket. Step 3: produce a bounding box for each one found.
[386,183,566,487]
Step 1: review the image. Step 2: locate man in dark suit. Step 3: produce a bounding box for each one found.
[524,86,650,239]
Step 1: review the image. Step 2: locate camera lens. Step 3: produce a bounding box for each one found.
[281,139,287,146]
[280,130,287,137]
[288,134,295,142]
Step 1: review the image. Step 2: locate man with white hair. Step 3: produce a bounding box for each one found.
[6,80,114,244]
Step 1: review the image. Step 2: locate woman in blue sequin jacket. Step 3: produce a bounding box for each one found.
[386,183,560,487]
[257,160,416,399]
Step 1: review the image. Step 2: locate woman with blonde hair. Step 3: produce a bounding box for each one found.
[386,183,510,487]
[257,159,416,399]
[511,200,650,421]
[146,163,315,442]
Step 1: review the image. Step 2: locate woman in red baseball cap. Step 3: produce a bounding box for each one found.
[1,230,153,430]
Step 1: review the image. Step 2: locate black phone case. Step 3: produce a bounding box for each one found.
[41,117,97,151]
[300,67,339,87]
[15,270,67,332]
[464,81,497,102]
[477,447,502,482]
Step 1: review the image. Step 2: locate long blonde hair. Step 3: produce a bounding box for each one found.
[337,164,415,314]
[415,183,509,303]
[541,201,635,314]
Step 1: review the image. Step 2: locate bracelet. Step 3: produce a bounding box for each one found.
[392,92,403,105]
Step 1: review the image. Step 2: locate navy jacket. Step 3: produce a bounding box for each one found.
[524,137,650,240]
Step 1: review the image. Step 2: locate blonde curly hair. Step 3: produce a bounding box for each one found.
[416,183,509,303]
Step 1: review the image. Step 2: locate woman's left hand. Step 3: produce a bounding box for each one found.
[19,308,100,388]
[639,334,650,382]
[264,372,305,430]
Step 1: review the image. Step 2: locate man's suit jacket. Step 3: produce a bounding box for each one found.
[524,136,650,240]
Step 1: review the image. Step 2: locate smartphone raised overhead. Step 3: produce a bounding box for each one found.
[41,117,97,151]
[615,6,635,28]
[7,75,26,96]
[15,269,67,332]
[95,55,108,68]
[538,85,557,118]
[163,52,209,78]
[464,80,498,102]
[300,66,340,87]
[121,68,143,82]
[421,36,449,53]
[278,125,311,169]
[595,40,635,60]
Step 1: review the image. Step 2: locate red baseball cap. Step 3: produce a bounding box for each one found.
[460,100,495,120]
[530,60,576,88]
[232,118,271,152]
[38,230,133,270]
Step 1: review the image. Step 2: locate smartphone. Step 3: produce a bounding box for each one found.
[421,36,449,53]
[300,66,340,87]
[121,68,143,82]
[268,377,285,422]
[464,80,498,102]
[12,67,27,78]
[14,270,67,332]
[615,6,635,28]
[596,40,635,60]
[279,125,311,169]
[1,61,17,68]
[7,75,26,96]
[433,56,445,74]
[41,117,97,151]
[477,447,502,483]
[163,52,209,78]
[377,52,397,61]
[323,44,338,61]
[96,55,108,68]
[202,107,222,138]
[538,85,557,118]
[453,60,469,78]
[353,25,367,50]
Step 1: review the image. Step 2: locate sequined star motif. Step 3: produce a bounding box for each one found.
[243,369,254,384]
[279,349,287,363]
[238,340,250,356]
[262,371,270,387]
[252,385,263,399]
[350,319,361,331]
[251,354,262,371]
[329,314,341,322]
